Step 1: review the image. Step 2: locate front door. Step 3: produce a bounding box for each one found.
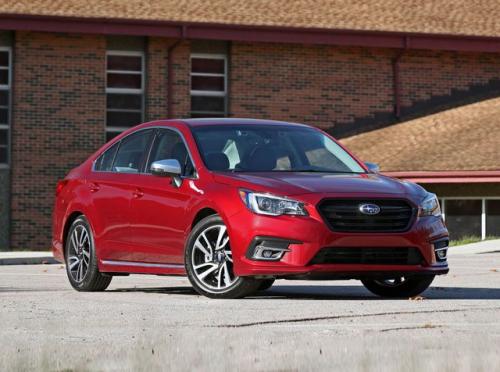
[129,128,196,264]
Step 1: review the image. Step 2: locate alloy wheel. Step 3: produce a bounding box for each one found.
[67,224,91,283]
[191,224,237,291]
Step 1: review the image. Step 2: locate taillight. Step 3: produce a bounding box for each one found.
[55,180,68,196]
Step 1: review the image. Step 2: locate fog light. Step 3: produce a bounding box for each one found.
[434,239,449,262]
[253,245,290,261]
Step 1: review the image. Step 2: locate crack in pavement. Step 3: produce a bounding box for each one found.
[212,306,500,328]
[379,324,443,333]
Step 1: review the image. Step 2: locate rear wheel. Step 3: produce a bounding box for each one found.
[65,216,112,291]
[361,275,435,298]
[185,215,261,299]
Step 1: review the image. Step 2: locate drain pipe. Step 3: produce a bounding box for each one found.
[167,26,187,118]
[392,36,409,119]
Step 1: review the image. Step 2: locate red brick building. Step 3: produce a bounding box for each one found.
[0,1,499,249]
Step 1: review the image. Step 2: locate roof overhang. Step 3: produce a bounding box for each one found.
[384,171,500,184]
[0,13,499,53]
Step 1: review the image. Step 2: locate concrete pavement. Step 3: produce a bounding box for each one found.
[0,252,499,371]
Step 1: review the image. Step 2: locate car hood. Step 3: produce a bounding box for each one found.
[212,172,427,199]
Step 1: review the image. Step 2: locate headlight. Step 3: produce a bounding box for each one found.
[418,193,441,217]
[239,190,308,216]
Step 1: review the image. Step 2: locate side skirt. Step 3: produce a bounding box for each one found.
[99,259,186,276]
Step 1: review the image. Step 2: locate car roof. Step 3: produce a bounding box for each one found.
[174,118,310,128]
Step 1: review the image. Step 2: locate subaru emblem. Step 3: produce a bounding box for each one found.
[359,203,381,215]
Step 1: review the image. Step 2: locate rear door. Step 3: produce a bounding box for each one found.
[90,129,153,261]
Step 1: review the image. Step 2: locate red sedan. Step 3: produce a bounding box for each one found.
[52,119,449,298]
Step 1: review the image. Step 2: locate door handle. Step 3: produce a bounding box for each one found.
[89,182,100,193]
[132,188,144,199]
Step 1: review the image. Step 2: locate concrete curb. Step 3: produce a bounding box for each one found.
[448,239,500,256]
[0,252,59,265]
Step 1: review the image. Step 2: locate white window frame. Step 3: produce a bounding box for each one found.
[0,46,12,168]
[190,53,228,117]
[439,197,500,240]
[105,50,145,137]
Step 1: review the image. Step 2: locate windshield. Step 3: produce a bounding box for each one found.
[191,124,366,174]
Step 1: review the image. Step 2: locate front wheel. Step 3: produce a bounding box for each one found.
[361,275,435,298]
[185,215,261,299]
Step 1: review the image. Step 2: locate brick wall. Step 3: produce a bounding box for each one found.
[11,32,106,250]
[229,42,395,129]
[229,42,500,132]
[170,40,191,119]
[146,38,191,120]
[400,50,500,108]
[0,169,9,250]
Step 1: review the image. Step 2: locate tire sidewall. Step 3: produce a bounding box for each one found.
[361,275,435,298]
[65,216,100,291]
[185,215,258,299]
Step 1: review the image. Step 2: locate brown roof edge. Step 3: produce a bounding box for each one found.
[0,13,499,53]
[384,171,500,184]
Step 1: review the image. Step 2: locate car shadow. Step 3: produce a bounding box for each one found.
[109,285,500,300]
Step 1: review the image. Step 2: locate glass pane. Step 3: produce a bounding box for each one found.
[107,55,142,71]
[192,58,224,74]
[0,129,7,146]
[191,96,225,112]
[106,111,142,128]
[107,73,141,89]
[146,129,194,176]
[106,131,121,143]
[0,52,8,67]
[191,113,225,118]
[107,93,142,110]
[96,142,119,171]
[112,130,152,173]
[446,200,482,240]
[191,76,225,91]
[486,200,500,237]
[0,108,7,124]
[0,90,8,106]
[0,146,6,163]
[0,70,8,85]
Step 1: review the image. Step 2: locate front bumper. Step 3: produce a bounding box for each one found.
[229,206,449,278]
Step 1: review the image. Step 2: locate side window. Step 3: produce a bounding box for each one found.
[95,142,119,172]
[147,129,194,177]
[112,130,153,173]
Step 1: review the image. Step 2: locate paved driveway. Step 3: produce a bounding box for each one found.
[0,252,499,371]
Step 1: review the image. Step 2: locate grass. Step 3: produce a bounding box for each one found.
[449,235,500,247]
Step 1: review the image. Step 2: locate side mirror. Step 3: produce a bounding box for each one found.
[151,159,182,179]
[364,162,380,173]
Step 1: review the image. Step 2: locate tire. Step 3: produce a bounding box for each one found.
[185,215,261,299]
[65,216,112,291]
[258,279,276,291]
[361,275,435,298]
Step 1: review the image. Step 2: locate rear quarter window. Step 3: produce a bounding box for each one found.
[95,142,119,172]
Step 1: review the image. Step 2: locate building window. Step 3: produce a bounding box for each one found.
[0,47,10,166]
[106,51,145,142]
[190,54,227,118]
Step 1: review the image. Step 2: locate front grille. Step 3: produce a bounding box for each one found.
[310,247,424,265]
[318,199,414,233]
